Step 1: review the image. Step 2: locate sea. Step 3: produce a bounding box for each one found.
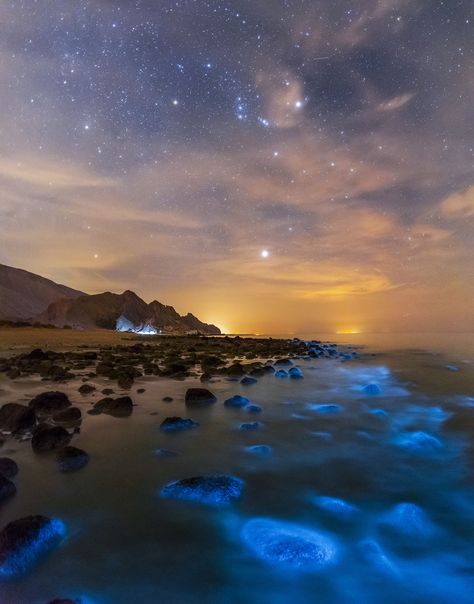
[0,333,473,603]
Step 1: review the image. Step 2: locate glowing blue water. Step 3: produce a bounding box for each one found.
[1,335,474,603]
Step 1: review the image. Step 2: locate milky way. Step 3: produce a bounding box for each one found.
[1,1,473,333]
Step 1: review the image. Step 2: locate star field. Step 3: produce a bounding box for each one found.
[1,0,473,333]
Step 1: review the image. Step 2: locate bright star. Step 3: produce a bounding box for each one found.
[261,249,269,258]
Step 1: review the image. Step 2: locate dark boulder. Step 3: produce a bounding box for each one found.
[0,474,16,503]
[52,407,82,425]
[0,403,36,433]
[28,392,71,416]
[32,426,71,452]
[162,396,173,402]
[91,396,133,418]
[0,515,65,577]
[184,388,217,407]
[78,383,95,395]
[0,457,19,478]
[57,446,89,472]
[241,376,258,386]
[160,474,244,506]
[160,417,199,432]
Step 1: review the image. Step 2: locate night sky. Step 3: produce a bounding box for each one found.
[1,1,473,334]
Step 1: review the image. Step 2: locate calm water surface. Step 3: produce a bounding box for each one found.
[0,333,473,603]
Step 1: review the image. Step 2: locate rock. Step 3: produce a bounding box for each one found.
[162,396,173,403]
[288,366,304,379]
[246,404,262,414]
[52,407,82,425]
[154,448,178,458]
[393,431,442,453]
[245,445,272,455]
[31,426,71,452]
[160,417,199,432]
[0,403,36,433]
[28,392,71,415]
[101,388,114,395]
[239,421,263,431]
[0,457,19,478]
[0,474,16,503]
[78,383,95,395]
[48,600,78,604]
[274,358,293,366]
[160,474,244,506]
[363,383,381,396]
[92,396,133,418]
[274,369,288,378]
[446,364,460,372]
[310,495,359,520]
[184,388,217,406]
[240,376,258,385]
[27,348,47,360]
[0,515,65,577]
[307,404,341,414]
[379,502,437,543]
[224,395,250,408]
[137,388,146,394]
[117,374,134,389]
[241,518,337,570]
[57,446,89,472]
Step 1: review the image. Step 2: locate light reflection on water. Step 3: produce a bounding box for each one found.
[0,334,473,603]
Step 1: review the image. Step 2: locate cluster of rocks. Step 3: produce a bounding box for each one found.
[0,337,353,390]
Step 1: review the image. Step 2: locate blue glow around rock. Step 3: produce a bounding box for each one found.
[370,408,389,417]
[160,474,245,506]
[307,404,341,414]
[363,383,381,395]
[240,421,263,431]
[311,495,359,519]
[274,369,289,378]
[379,502,437,541]
[0,516,66,578]
[245,404,262,414]
[288,366,304,379]
[393,431,442,453]
[245,444,273,455]
[241,517,337,571]
[224,395,250,408]
[358,539,399,577]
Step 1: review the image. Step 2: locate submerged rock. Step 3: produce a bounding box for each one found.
[288,366,304,379]
[31,426,71,452]
[0,457,19,479]
[0,474,16,503]
[307,404,341,414]
[245,445,272,455]
[160,417,199,432]
[241,518,337,570]
[363,383,381,396]
[379,502,437,543]
[224,395,250,408]
[0,515,65,577]
[274,369,289,378]
[239,421,263,431]
[241,376,258,385]
[394,431,442,453]
[57,446,89,472]
[28,392,71,416]
[311,495,359,520]
[160,474,244,506]
[184,388,217,407]
[154,448,178,458]
[274,359,293,366]
[246,404,262,414]
[0,403,36,434]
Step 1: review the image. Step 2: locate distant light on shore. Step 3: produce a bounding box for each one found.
[336,328,361,335]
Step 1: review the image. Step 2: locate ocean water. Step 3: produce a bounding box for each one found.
[0,333,473,603]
